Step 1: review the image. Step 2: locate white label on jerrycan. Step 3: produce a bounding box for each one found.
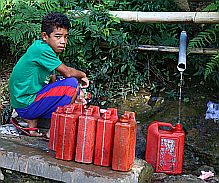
[157,137,179,172]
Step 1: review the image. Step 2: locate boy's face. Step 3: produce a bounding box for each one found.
[42,27,68,53]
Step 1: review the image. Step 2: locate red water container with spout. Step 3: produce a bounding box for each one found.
[55,105,79,161]
[124,111,137,166]
[75,108,97,163]
[94,109,117,166]
[112,115,136,171]
[145,121,185,174]
[49,106,64,152]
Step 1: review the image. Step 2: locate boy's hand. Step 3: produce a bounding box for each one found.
[80,77,89,88]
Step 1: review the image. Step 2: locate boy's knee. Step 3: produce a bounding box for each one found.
[63,77,78,88]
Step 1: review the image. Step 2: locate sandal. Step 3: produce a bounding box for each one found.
[10,118,41,137]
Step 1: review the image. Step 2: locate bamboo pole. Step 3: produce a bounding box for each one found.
[100,43,219,54]
[73,11,219,24]
[137,45,219,54]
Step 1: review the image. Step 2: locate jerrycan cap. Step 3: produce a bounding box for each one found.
[174,123,183,132]
[102,111,111,120]
[56,106,64,113]
[119,115,129,123]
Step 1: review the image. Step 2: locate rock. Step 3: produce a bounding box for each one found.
[163,174,206,183]
[152,173,168,182]
[192,165,216,176]
[0,168,4,181]
[135,124,146,159]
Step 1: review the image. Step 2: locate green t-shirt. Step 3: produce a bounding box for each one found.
[9,40,62,109]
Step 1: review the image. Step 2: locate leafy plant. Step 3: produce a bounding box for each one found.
[0,0,218,112]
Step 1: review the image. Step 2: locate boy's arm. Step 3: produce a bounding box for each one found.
[56,63,89,88]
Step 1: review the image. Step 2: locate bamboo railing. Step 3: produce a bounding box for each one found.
[137,45,219,54]
[73,11,219,24]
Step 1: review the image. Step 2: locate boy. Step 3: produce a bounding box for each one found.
[9,12,89,137]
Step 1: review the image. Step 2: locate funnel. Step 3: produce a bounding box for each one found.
[177,31,187,72]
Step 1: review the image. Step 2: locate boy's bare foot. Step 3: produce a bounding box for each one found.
[24,118,43,137]
[29,130,43,137]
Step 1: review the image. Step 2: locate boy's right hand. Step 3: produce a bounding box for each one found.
[80,77,89,88]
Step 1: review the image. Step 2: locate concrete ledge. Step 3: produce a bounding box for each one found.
[0,135,153,183]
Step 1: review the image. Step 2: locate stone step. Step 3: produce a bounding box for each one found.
[0,134,153,183]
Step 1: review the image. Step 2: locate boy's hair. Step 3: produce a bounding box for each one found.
[41,12,70,36]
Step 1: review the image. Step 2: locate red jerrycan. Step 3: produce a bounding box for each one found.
[75,108,97,163]
[94,110,117,166]
[124,111,137,166]
[112,115,136,171]
[55,105,79,161]
[49,106,64,152]
[145,121,185,174]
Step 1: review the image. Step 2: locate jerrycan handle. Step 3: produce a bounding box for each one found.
[102,111,111,120]
[64,105,75,114]
[157,122,174,131]
[85,108,93,116]
[56,106,64,113]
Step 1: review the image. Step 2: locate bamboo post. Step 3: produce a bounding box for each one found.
[72,11,219,24]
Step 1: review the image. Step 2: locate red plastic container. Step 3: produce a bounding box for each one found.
[124,111,137,166]
[145,121,185,174]
[112,115,136,171]
[94,110,117,166]
[49,106,64,152]
[55,105,79,161]
[75,108,97,163]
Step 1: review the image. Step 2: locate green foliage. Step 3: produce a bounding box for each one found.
[205,54,219,85]
[202,1,219,12]
[0,0,218,109]
[188,26,218,49]
[187,1,219,87]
